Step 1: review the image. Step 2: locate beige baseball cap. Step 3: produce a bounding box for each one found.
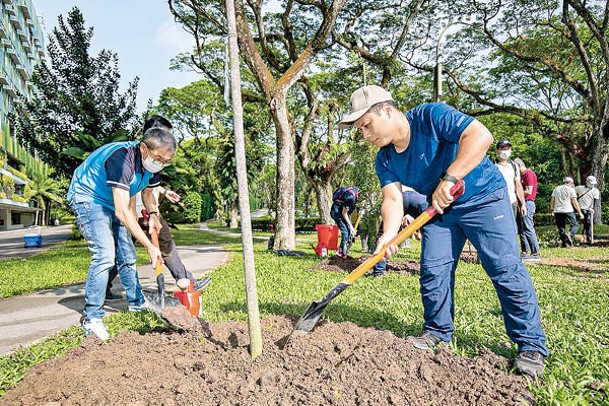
[338,85,394,130]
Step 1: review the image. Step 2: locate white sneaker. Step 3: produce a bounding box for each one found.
[128,302,149,313]
[82,318,109,341]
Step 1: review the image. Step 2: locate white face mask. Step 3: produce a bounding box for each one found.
[499,150,512,160]
[142,156,166,173]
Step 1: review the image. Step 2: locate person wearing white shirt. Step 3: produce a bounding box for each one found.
[550,177,584,247]
[575,175,601,245]
[494,140,526,223]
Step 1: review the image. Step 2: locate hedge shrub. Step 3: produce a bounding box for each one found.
[183,192,203,224]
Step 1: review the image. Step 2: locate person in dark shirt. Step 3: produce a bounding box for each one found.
[338,85,548,378]
[330,186,359,258]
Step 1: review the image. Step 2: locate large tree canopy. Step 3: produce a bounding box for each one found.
[14,7,139,177]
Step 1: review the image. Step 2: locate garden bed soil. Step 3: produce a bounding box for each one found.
[310,255,420,275]
[1,316,533,405]
[310,249,479,276]
[538,255,609,273]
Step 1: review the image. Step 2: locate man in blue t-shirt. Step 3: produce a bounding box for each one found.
[67,126,176,341]
[330,186,359,258]
[338,85,548,378]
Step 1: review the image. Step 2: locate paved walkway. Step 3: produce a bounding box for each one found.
[0,225,73,259]
[0,245,228,355]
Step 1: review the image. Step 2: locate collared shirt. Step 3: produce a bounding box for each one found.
[375,103,506,204]
[575,185,600,210]
[67,141,160,210]
[552,184,576,213]
[495,160,520,204]
[520,168,538,201]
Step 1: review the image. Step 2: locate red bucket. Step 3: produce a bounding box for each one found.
[315,224,339,251]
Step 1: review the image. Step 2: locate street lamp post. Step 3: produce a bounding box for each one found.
[433,21,472,102]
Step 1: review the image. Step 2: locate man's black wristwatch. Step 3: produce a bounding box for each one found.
[440,171,459,184]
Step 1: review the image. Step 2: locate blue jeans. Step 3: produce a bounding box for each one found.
[518,200,540,254]
[419,187,548,356]
[581,210,593,243]
[331,210,351,255]
[70,200,145,321]
[554,212,578,246]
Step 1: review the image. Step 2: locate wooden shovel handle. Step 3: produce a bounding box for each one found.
[343,180,465,285]
[150,228,163,276]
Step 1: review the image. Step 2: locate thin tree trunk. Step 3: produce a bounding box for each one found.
[272,99,295,250]
[226,0,262,359]
[589,125,608,224]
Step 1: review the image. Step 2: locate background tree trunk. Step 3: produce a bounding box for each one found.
[313,181,333,224]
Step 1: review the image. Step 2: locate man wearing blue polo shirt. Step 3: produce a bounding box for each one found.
[338,85,548,378]
[67,126,176,340]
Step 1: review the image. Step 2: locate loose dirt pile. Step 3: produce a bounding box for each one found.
[311,248,480,276]
[2,316,533,405]
[310,255,420,275]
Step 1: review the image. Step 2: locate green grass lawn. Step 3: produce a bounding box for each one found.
[1,228,608,403]
[0,226,241,299]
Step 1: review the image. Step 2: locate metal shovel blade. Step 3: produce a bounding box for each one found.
[293,282,350,335]
[142,289,183,318]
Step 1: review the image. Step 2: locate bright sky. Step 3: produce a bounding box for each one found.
[34,0,202,112]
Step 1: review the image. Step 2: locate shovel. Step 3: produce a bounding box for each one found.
[142,227,183,322]
[292,180,465,336]
[344,214,362,255]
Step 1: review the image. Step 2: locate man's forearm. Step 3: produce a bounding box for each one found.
[115,207,153,249]
[516,182,526,206]
[446,125,492,180]
[141,188,159,213]
[381,200,403,237]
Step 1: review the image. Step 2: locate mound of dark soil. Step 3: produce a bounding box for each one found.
[310,255,420,275]
[1,316,532,405]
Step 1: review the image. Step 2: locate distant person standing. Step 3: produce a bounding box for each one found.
[495,140,526,222]
[575,176,601,245]
[550,177,584,247]
[331,186,359,258]
[513,158,540,261]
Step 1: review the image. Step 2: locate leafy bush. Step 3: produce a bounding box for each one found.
[534,213,555,226]
[183,192,203,224]
[0,175,15,198]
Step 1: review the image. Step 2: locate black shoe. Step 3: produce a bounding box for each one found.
[514,351,545,378]
[105,292,122,301]
[409,331,449,350]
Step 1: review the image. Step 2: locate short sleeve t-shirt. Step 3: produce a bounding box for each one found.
[375,103,506,204]
[552,184,577,213]
[574,186,600,210]
[521,169,538,201]
[331,188,357,214]
[67,141,160,210]
[495,161,520,204]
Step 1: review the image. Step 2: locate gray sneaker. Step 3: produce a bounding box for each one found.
[514,351,545,378]
[522,253,540,262]
[410,331,449,350]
